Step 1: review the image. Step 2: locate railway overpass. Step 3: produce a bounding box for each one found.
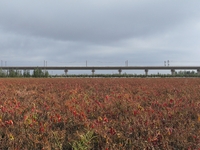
[1,66,200,75]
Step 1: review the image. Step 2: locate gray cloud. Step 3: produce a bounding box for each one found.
[0,0,200,72]
[1,1,199,42]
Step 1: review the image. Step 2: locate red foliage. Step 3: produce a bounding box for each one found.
[0,78,199,149]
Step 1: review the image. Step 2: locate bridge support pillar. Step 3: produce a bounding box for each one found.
[197,69,200,75]
[145,69,148,76]
[64,69,68,75]
[118,69,122,75]
[92,69,95,75]
[171,69,175,76]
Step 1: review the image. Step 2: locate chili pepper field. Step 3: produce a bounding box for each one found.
[0,78,199,149]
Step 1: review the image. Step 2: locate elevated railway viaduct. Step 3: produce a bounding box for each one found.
[1,66,200,75]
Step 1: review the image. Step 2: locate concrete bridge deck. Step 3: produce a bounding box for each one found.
[1,66,200,75]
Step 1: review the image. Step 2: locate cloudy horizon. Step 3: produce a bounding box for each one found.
[0,1,200,74]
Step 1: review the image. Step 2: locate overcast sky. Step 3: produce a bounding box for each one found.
[0,0,200,74]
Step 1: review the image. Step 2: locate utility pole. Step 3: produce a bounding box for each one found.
[125,60,128,66]
[45,61,47,73]
[44,60,45,74]
[86,60,87,67]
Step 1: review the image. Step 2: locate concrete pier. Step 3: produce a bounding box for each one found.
[64,69,68,75]
[171,69,175,75]
[92,69,95,75]
[118,69,122,75]
[197,69,200,75]
[145,69,148,76]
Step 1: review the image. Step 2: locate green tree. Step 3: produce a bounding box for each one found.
[44,70,49,77]
[23,70,31,77]
[32,68,44,77]
[8,69,17,77]
[0,69,6,77]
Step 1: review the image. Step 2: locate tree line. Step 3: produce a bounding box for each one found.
[0,68,49,77]
[0,69,199,78]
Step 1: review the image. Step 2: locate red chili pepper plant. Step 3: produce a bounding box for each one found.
[0,78,199,149]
